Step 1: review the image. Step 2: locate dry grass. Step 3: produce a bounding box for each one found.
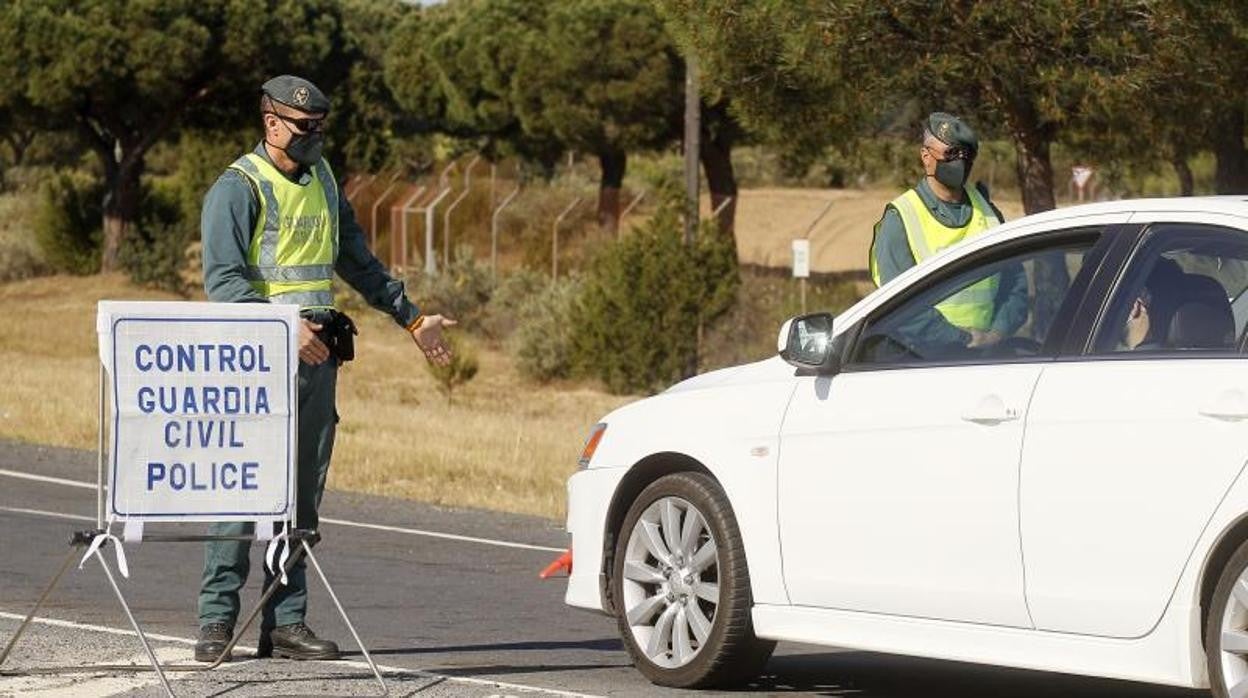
[0,274,631,519]
[0,185,1012,518]
[729,187,1025,273]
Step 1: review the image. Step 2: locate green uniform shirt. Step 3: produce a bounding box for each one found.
[201,143,421,327]
[871,178,1028,345]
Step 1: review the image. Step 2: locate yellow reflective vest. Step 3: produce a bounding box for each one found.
[228,153,339,310]
[870,185,1001,330]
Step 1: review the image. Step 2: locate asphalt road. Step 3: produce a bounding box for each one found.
[0,439,1207,697]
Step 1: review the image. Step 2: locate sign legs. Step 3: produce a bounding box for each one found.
[0,531,173,697]
[0,530,388,697]
[304,541,386,694]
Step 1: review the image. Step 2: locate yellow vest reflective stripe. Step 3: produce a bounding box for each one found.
[871,185,1001,330]
[228,153,339,310]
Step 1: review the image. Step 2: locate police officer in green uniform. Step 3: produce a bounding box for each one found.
[195,75,456,662]
[868,112,1027,351]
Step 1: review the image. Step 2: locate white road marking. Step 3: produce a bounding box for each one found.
[0,506,93,522]
[320,516,564,553]
[0,467,566,553]
[0,611,604,698]
[0,468,95,491]
[0,611,204,646]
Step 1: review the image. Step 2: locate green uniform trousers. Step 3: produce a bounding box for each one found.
[198,358,337,629]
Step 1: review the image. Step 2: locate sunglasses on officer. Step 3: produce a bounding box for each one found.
[265,111,327,134]
[924,143,975,163]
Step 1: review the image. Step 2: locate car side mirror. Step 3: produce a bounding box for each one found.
[778,312,840,374]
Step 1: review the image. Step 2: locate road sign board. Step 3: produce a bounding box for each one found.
[97,301,299,523]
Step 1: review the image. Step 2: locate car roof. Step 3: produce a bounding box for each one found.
[1003,195,1248,229]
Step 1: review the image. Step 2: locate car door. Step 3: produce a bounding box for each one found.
[779,229,1106,627]
[1022,217,1248,638]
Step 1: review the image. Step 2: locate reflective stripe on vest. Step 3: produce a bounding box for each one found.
[228,153,339,310]
[871,185,1001,330]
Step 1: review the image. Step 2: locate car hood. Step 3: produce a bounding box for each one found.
[664,355,795,394]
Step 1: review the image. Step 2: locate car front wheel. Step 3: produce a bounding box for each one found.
[612,471,774,688]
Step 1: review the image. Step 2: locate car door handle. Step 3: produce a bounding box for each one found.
[961,395,1020,425]
[1199,390,1248,422]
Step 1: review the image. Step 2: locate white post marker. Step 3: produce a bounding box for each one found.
[1072,165,1094,203]
[792,239,811,313]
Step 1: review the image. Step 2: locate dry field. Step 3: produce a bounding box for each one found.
[729,187,1025,273]
[0,185,1018,519]
[0,274,631,519]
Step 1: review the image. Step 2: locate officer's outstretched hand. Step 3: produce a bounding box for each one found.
[299,319,331,365]
[411,315,457,366]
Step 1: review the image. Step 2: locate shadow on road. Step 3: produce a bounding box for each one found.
[340,637,624,657]
[741,651,1207,697]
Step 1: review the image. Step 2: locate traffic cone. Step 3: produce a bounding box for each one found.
[539,549,572,579]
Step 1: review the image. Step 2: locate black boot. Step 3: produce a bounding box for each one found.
[194,622,233,663]
[266,622,340,660]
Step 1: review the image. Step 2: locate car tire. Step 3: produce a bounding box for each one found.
[1206,538,1248,697]
[611,471,775,688]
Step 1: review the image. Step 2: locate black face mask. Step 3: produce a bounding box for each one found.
[933,157,970,190]
[284,131,324,166]
[267,115,325,167]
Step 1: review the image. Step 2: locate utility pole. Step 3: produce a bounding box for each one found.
[683,50,701,379]
[683,51,700,246]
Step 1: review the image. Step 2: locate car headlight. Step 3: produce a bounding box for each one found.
[578,423,607,469]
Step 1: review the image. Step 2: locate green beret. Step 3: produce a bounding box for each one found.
[926,112,978,154]
[261,75,330,114]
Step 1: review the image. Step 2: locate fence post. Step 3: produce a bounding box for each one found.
[491,185,521,278]
[443,155,481,267]
[552,197,584,281]
[423,187,453,276]
[368,172,403,251]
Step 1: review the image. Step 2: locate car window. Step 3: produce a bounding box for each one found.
[1092,223,1248,355]
[849,235,1099,368]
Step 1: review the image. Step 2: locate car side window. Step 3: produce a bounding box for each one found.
[1091,223,1248,355]
[849,234,1099,368]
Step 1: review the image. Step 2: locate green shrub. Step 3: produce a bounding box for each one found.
[410,244,497,331]
[483,268,547,338]
[510,275,583,382]
[118,180,195,294]
[571,182,739,394]
[0,243,48,283]
[0,191,49,282]
[34,171,101,274]
[424,333,479,405]
[118,219,197,294]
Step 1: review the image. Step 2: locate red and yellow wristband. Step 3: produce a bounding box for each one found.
[405,314,426,333]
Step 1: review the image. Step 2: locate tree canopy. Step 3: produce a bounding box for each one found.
[387,0,683,232]
[0,0,359,270]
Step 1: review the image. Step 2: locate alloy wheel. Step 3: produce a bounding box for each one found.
[620,496,720,669]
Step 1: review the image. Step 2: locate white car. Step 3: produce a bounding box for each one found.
[564,197,1248,696]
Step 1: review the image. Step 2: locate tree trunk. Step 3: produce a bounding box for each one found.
[700,128,738,240]
[596,149,626,236]
[1213,105,1248,194]
[1013,134,1056,215]
[1173,153,1194,197]
[101,156,142,273]
[1011,131,1066,339]
[4,129,33,168]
